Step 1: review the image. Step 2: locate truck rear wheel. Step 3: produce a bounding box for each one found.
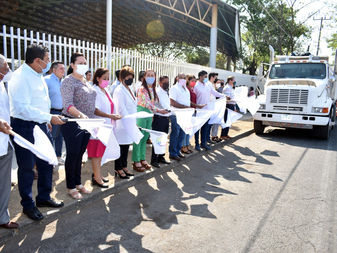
[254,120,265,135]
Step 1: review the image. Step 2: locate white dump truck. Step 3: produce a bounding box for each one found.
[254,46,337,139]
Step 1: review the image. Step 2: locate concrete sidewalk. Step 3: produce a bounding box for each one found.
[0,117,253,243]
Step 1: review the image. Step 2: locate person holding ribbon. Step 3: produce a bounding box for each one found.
[87,68,122,188]
[150,75,172,168]
[132,70,168,171]
[221,76,237,140]
[9,44,65,220]
[113,66,139,177]
[61,52,96,199]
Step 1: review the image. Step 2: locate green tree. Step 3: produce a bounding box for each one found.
[327,34,337,50]
[185,47,209,66]
[133,42,193,61]
[229,0,310,75]
[327,3,337,55]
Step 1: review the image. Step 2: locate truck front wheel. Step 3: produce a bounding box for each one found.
[315,124,330,140]
[254,120,265,135]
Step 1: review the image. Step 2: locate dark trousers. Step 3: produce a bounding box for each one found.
[221,104,236,137]
[169,115,185,157]
[195,120,210,147]
[206,123,212,142]
[115,145,130,171]
[11,118,53,209]
[50,109,63,157]
[151,115,169,163]
[61,122,90,189]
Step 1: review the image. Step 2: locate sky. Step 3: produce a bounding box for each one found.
[295,0,336,59]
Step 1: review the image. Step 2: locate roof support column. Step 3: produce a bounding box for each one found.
[209,4,218,68]
[106,0,112,81]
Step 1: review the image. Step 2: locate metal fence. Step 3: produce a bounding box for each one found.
[0,24,255,87]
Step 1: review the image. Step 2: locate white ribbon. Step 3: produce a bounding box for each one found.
[13,126,58,166]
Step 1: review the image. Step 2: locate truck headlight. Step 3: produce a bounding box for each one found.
[312,107,329,113]
[259,104,266,110]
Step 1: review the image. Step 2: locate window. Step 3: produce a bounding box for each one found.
[269,63,326,80]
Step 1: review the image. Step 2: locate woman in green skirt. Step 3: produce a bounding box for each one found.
[132,70,168,172]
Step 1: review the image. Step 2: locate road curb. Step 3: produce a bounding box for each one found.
[0,128,254,245]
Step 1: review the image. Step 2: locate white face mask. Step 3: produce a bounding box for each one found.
[178,79,186,87]
[0,70,13,83]
[75,64,89,76]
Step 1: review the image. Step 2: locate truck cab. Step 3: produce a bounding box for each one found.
[254,53,337,139]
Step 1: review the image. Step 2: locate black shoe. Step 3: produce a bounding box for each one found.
[201,145,211,151]
[122,169,134,177]
[92,178,109,188]
[178,153,185,158]
[159,158,171,164]
[169,156,181,161]
[115,170,129,179]
[23,207,44,221]
[36,199,64,208]
[92,173,109,183]
[151,161,160,168]
[101,177,109,183]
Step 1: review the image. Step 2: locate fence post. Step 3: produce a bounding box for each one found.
[17,28,21,67]
[10,27,14,70]
[23,29,27,57]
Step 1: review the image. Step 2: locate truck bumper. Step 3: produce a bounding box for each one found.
[254,111,330,129]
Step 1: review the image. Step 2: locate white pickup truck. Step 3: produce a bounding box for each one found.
[254,47,337,139]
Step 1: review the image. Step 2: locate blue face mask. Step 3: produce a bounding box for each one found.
[40,60,51,74]
[203,77,208,83]
[146,77,155,85]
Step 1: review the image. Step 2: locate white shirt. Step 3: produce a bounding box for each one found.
[223,84,235,104]
[0,81,10,156]
[133,81,142,96]
[155,86,171,117]
[9,63,51,123]
[93,85,114,125]
[169,83,190,108]
[194,80,224,110]
[208,81,216,102]
[113,84,137,144]
[108,79,120,97]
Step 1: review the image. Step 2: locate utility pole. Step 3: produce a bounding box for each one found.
[314,16,331,55]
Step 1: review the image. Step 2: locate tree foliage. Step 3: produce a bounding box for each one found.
[229,0,310,75]
[133,42,192,61]
[134,42,229,69]
[327,34,337,51]
[327,3,337,55]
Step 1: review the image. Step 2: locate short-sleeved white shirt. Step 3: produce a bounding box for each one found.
[169,83,190,107]
[93,85,114,125]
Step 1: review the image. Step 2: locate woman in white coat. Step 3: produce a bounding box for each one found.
[87,68,122,187]
[113,66,143,174]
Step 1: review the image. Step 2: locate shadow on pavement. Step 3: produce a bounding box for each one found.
[1,130,289,253]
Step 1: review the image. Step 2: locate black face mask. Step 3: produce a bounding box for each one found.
[162,82,169,90]
[214,78,218,84]
[124,79,133,86]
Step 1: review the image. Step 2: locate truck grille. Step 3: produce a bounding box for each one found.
[270,89,308,105]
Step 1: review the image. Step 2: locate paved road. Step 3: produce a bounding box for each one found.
[1,127,337,253]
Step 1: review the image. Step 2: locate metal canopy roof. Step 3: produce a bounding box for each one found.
[0,0,239,58]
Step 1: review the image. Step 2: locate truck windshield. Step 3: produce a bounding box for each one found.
[269,63,326,79]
